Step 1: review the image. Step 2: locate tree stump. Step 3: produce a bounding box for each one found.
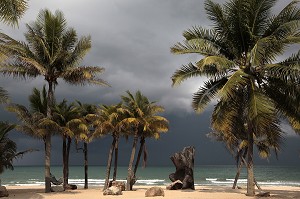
[169,146,195,190]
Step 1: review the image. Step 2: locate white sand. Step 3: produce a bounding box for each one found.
[4,185,300,199]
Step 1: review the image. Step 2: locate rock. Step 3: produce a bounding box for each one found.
[169,146,195,190]
[0,186,9,197]
[166,180,183,190]
[145,187,165,197]
[256,191,270,197]
[103,186,122,196]
[51,185,65,192]
[65,184,77,190]
[111,181,126,191]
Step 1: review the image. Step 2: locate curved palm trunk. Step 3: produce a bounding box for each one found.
[133,137,145,176]
[45,81,54,193]
[246,126,255,196]
[84,142,88,189]
[103,136,116,190]
[126,131,138,191]
[233,149,247,189]
[112,136,119,181]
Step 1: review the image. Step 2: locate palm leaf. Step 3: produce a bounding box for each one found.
[192,77,227,113]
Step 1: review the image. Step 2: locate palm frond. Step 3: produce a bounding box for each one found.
[171,63,205,86]
[0,0,28,26]
[192,77,227,113]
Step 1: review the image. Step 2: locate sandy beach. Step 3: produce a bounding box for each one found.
[4,185,300,199]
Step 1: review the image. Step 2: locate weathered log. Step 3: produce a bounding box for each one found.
[169,146,195,190]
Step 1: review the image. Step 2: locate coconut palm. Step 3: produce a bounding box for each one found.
[50,100,83,189]
[92,103,127,190]
[121,90,169,190]
[0,9,108,192]
[75,101,97,189]
[171,0,300,195]
[132,106,169,180]
[0,0,28,26]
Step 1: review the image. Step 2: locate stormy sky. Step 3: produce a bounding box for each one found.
[0,0,299,166]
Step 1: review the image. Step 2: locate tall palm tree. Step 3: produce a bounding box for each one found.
[121,90,168,191]
[51,100,82,190]
[75,101,97,189]
[92,103,126,190]
[0,9,108,192]
[171,0,300,196]
[0,0,28,26]
[132,105,169,180]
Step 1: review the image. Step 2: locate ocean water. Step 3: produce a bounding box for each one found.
[0,165,299,187]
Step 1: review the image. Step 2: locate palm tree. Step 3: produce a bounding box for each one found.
[132,106,169,180]
[75,101,97,189]
[92,103,126,190]
[51,100,82,190]
[171,0,300,196]
[0,0,28,26]
[0,9,108,192]
[121,90,168,191]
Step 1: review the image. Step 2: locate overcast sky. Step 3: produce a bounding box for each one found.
[0,0,299,166]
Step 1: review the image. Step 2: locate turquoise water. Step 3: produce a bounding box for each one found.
[0,165,299,187]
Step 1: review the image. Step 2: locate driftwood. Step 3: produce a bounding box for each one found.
[169,146,195,190]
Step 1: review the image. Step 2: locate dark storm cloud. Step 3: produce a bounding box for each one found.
[0,0,299,166]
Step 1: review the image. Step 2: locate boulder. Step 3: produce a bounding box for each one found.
[103,186,122,196]
[51,185,65,192]
[166,180,183,190]
[169,146,195,190]
[0,186,9,197]
[111,181,126,191]
[145,187,165,197]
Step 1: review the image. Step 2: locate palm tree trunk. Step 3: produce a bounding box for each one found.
[232,158,243,189]
[126,132,138,191]
[45,81,54,193]
[65,137,72,187]
[246,127,255,196]
[62,136,67,189]
[84,142,88,189]
[44,135,51,193]
[133,137,145,176]
[233,149,247,189]
[103,137,116,190]
[112,136,119,181]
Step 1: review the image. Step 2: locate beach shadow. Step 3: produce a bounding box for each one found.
[7,188,44,199]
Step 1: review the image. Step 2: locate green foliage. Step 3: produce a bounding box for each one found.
[171,0,300,162]
[0,0,28,26]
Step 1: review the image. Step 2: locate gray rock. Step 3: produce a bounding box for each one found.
[145,187,165,197]
[0,186,9,197]
[111,181,126,191]
[166,180,183,190]
[51,185,65,192]
[103,186,122,196]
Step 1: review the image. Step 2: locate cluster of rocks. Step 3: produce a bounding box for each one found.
[103,181,125,196]
[103,181,165,197]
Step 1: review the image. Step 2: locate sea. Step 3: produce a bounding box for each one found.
[0,165,299,187]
